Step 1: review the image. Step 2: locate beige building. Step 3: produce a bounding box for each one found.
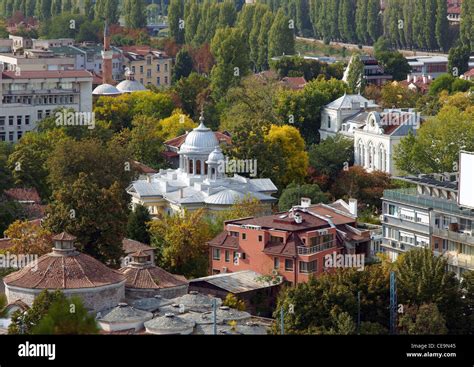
[121,46,172,88]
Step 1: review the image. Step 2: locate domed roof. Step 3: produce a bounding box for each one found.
[206,147,225,164]
[132,295,173,312]
[116,79,147,93]
[92,83,122,96]
[98,303,153,324]
[144,313,195,335]
[205,189,246,205]
[168,291,222,313]
[118,262,187,290]
[180,114,219,155]
[4,234,125,290]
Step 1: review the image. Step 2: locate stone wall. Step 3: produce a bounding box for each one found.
[5,282,126,313]
[125,284,188,301]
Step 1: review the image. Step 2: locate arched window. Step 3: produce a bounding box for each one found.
[357,139,364,165]
[204,163,208,175]
[368,141,375,169]
[211,167,216,180]
[189,159,193,174]
[196,160,201,175]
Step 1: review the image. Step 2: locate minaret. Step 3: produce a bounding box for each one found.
[102,20,114,85]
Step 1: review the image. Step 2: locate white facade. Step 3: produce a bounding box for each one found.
[354,110,419,175]
[319,94,379,140]
[0,70,93,142]
[127,116,277,216]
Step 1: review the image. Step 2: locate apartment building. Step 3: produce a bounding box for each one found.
[0,70,93,142]
[406,56,449,80]
[381,174,474,277]
[122,46,172,88]
[208,198,371,284]
[0,50,75,72]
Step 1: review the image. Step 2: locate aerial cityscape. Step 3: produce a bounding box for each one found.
[0,0,473,362]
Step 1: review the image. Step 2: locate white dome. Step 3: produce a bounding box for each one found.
[180,118,218,155]
[206,147,225,164]
[116,79,147,93]
[205,189,246,205]
[92,83,122,96]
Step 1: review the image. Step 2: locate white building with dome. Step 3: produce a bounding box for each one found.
[126,115,277,216]
[116,68,147,94]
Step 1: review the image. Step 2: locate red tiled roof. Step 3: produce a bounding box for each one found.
[208,231,239,249]
[131,160,158,175]
[4,252,125,289]
[0,238,13,251]
[281,76,307,90]
[2,70,93,80]
[4,188,41,203]
[463,69,474,78]
[164,131,232,149]
[122,238,153,255]
[118,264,187,290]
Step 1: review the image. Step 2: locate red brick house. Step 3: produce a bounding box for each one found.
[208,200,371,285]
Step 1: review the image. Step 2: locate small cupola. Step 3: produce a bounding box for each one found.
[52,232,77,255]
[130,250,151,267]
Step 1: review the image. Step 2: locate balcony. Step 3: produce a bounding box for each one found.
[383,215,430,234]
[297,241,335,256]
[384,188,474,218]
[434,251,474,270]
[432,227,474,245]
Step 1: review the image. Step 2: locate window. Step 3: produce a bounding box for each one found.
[270,235,284,244]
[242,233,246,240]
[212,248,221,260]
[415,235,429,248]
[157,64,160,72]
[165,63,168,72]
[399,231,415,245]
[387,204,397,216]
[309,236,320,246]
[0,132,5,141]
[8,132,14,141]
[0,117,5,126]
[147,56,152,65]
[258,235,263,242]
[400,208,415,221]
[17,116,22,125]
[157,77,161,85]
[25,115,30,125]
[322,234,334,244]
[225,250,230,263]
[140,66,144,74]
[274,257,280,269]
[230,231,239,237]
[327,115,331,129]
[416,212,429,225]
[9,116,14,126]
[147,69,152,78]
[17,131,22,140]
[299,260,317,273]
[285,259,293,271]
[164,76,168,84]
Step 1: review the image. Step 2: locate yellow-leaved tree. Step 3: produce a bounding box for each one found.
[264,124,309,189]
[148,209,212,278]
[5,220,53,256]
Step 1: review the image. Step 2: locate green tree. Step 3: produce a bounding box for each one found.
[448,44,471,77]
[8,290,64,334]
[123,0,147,29]
[127,204,151,244]
[308,134,354,180]
[94,0,119,23]
[268,9,295,58]
[278,182,328,211]
[210,27,250,100]
[398,303,448,335]
[173,48,194,82]
[149,209,211,278]
[435,0,449,51]
[346,55,365,94]
[396,248,464,333]
[44,173,127,267]
[168,0,184,44]
[32,295,99,334]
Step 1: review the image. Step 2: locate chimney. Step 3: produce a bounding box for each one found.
[349,199,358,217]
[294,212,303,224]
[301,197,311,208]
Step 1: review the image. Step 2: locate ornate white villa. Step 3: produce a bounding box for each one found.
[353,110,421,175]
[126,115,277,217]
[319,93,379,140]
